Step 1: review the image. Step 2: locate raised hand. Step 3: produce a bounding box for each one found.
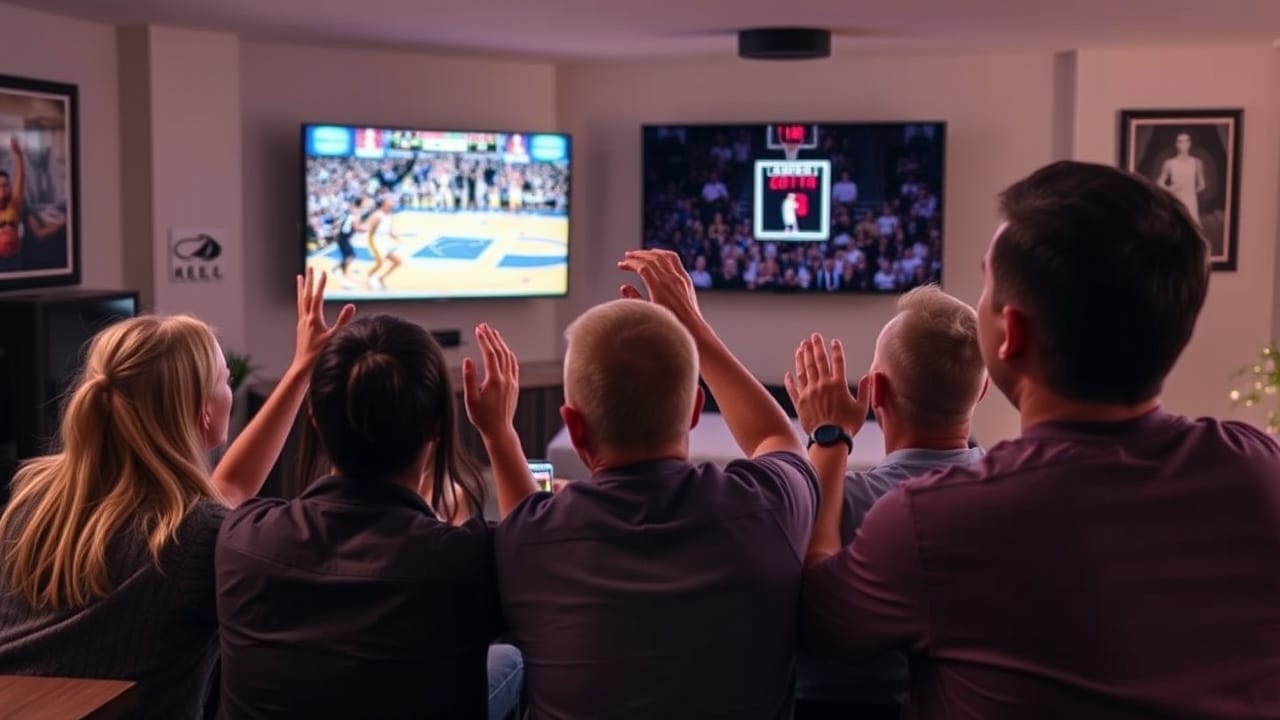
[784,333,868,437]
[616,249,704,331]
[292,266,355,370]
[462,323,520,439]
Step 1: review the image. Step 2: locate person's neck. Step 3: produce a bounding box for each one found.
[881,419,972,455]
[587,440,688,474]
[1016,384,1160,431]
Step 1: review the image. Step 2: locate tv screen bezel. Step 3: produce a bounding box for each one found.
[639,120,948,295]
[300,122,573,303]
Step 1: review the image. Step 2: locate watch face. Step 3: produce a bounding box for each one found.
[814,425,841,444]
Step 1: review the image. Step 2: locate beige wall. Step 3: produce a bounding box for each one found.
[144,26,246,349]
[238,40,560,376]
[1074,45,1280,428]
[557,52,1059,443]
[0,3,121,291]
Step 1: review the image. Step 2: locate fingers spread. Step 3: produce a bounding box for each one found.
[831,339,847,381]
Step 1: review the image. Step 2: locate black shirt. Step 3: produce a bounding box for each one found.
[215,475,501,719]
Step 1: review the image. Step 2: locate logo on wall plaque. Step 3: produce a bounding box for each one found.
[170,228,226,282]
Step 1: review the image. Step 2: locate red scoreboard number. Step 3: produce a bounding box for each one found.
[769,124,819,147]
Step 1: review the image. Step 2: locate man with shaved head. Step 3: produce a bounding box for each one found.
[788,286,987,720]
[495,249,819,719]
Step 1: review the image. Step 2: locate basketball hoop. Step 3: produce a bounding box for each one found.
[782,143,801,161]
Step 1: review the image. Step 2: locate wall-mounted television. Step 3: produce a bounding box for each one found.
[302,124,570,301]
[641,122,945,294]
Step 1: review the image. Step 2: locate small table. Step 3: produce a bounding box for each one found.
[0,675,137,720]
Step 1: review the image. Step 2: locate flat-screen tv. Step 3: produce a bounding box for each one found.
[302,124,570,301]
[641,122,945,294]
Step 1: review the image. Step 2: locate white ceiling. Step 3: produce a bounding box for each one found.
[12,0,1280,60]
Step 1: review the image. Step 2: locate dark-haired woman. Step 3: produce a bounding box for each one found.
[214,316,533,719]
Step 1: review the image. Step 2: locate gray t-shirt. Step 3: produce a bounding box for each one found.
[797,446,985,705]
[0,499,226,719]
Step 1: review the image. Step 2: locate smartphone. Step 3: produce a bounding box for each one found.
[528,460,554,493]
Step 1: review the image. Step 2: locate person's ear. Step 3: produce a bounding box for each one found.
[562,404,591,453]
[1000,305,1030,362]
[689,386,704,431]
[869,371,892,411]
[561,404,596,472]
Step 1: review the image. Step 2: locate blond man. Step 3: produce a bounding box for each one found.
[494,249,818,719]
[786,286,987,720]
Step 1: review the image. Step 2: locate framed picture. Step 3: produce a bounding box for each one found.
[0,73,80,292]
[1119,109,1242,271]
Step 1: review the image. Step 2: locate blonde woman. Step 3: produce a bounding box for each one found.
[0,269,353,719]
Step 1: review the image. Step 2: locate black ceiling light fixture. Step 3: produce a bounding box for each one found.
[738,27,831,60]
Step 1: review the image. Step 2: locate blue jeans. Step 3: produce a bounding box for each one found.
[488,643,524,720]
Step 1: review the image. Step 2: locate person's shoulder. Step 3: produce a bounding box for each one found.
[721,450,818,507]
[896,459,988,496]
[217,495,289,546]
[180,498,229,543]
[726,450,813,481]
[496,490,557,539]
[1192,416,1280,458]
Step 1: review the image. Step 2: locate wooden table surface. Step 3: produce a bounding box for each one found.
[0,675,137,720]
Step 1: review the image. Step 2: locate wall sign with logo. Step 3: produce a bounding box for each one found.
[170,228,227,282]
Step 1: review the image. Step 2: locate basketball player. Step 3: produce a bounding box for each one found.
[782,192,799,233]
[507,168,524,212]
[365,195,403,290]
[331,197,365,289]
[0,137,25,259]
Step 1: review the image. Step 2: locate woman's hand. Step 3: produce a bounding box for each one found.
[291,267,355,372]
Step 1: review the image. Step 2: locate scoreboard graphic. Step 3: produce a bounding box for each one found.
[752,158,832,242]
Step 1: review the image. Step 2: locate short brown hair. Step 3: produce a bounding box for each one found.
[994,160,1209,403]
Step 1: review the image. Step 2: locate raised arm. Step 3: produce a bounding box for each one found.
[802,486,927,662]
[463,323,537,517]
[784,334,869,568]
[210,268,355,506]
[618,249,802,459]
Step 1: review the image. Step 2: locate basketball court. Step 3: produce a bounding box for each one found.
[306,209,568,299]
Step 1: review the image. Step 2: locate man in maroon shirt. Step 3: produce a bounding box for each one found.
[799,160,1280,719]
[495,250,819,718]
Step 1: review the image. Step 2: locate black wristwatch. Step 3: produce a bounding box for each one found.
[807,424,854,455]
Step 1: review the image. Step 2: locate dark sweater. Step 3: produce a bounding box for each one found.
[0,499,227,719]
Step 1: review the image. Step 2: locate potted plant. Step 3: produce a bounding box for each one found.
[1229,343,1279,435]
[225,350,259,394]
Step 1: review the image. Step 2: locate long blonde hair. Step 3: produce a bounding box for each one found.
[0,315,222,609]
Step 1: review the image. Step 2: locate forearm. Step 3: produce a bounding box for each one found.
[484,426,537,518]
[804,445,847,568]
[211,363,310,507]
[691,323,802,458]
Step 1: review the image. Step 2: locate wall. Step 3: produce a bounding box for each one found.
[557,51,1059,443]
[143,26,246,348]
[239,40,560,376]
[0,3,121,292]
[1073,45,1280,427]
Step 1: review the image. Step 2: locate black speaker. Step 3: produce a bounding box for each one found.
[738,28,831,60]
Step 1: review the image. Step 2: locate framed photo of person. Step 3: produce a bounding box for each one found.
[1118,108,1242,272]
[0,73,80,292]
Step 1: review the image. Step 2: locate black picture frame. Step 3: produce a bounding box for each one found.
[0,73,80,292]
[1119,108,1242,272]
